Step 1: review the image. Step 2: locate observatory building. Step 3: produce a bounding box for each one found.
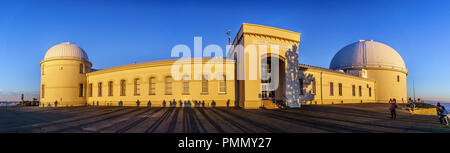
[40,23,407,109]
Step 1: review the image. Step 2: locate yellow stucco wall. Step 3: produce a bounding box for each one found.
[299,67,376,105]
[40,58,91,107]
[366,69,407,103]
[86,58,236,107]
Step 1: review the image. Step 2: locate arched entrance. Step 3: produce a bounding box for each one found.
[261,55,286,107]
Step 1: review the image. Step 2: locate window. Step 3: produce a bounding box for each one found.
[41,84,45,98]
[330,82,334,96]
[149,77,156,95]
[397,75,400,82]
[108,81,113,96]
[338,83,343,96]
[89,83,93,97]
[42,66,45,75]
[120,80,126,96]
[98,82,102,97]
[165,76,172,95]
[311,79,316,95]
[299,79,304,95]
[182,75,189,95]
[202,75,208,94]
[134,78,140,96]
[359,85,362,97]
[79,63,84,74]
[219,75,226,93]
[352,85,356,96]
[79,84,84,97]
[369,87,372,97]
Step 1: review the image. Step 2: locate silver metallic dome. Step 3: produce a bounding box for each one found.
[330,40,407,73]
[43,42,89,61]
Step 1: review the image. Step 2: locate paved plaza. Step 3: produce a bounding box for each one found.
[1,103,449,133]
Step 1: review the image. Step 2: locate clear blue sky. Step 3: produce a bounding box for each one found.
[0,0,449,101]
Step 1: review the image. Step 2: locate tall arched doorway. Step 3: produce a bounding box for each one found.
[261,56,286,106]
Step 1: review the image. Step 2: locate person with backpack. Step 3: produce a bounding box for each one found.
[389,98,398,120]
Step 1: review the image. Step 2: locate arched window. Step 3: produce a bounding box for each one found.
[88,83,93,97]
[149,77,156,95]
[79,84,84,97]
[182,75,189,95]
[79,63,84,74]
[108,81,113,96]
[329,82,334,96]
[359,85,362,97]
[202,75,208,94]
[352,85,356,96]
[397,75,400,82]
[165,76,172,95]
[219,75,226,93]
[98,82,102,97]
[120,80,126,96]
[311,79,316,95]
[134,78,141,96]
[41,84,45,98]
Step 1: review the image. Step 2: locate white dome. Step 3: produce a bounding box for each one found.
[43,42,89,61]
[330,40,407,73]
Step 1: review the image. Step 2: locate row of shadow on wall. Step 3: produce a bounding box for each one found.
[86,99,233,108]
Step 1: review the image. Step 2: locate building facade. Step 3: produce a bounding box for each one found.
[40,23,408,109]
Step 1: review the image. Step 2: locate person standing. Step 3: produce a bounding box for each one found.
[389,98,398,120]
[437,103,443,124]
[410,102,416,113]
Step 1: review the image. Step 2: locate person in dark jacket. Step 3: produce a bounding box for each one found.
[389,98,398,120]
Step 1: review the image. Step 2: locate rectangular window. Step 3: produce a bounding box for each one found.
[359,85,362,97]
[330,82,334,96]
[299,79,304,95]
[397,75,400,82]
[182,75,189,95]
[79,84,84,97]
[338,83,343,96]
[134,78,140,96]
[108,81,113,96]
[89,83,93,97]
[79,64,84,74]
[352,85,356,96]
[311,79,316,95]
[120,80,126,96]
[202,75,208,94]
[219,75,226,93]
[165,76,172,95]
[369,87,372,97]
[41,84,45,98]
[42,66,45,75]
[149,77,156,95]
[98,82,102,97]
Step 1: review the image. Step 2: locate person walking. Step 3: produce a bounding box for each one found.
[389,98,398,120]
